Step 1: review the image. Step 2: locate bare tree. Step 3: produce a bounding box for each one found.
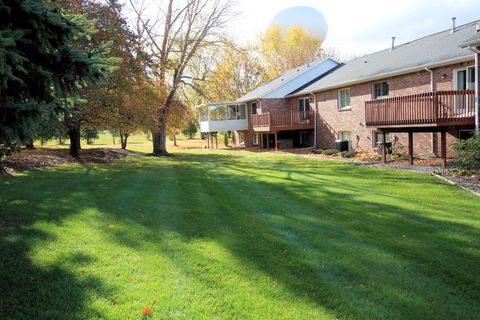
[130,0,234,155]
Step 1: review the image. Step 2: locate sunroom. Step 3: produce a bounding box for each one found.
[198,103,248,133]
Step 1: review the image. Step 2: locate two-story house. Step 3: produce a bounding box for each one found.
[200,18,480,168]
[288,19,479,167]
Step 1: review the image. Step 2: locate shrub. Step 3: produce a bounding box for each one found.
[0,143,20,160]
[341,151,356,158]
[323,149,340,156]
[81,129,99,145]
[453,136,480,171]
[390,151,408,161]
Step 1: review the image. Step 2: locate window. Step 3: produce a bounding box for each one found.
[373,81,389,99]
[227,104,247,120]
[299,132,312,146]
[338,131,352,141]
[210,106,226,120]
[454,66,475,115]
[298,97,310,112]
[454,66,475,90]
[198,106,208,122]
[458,130,474,140]
[252,134,259,146]
[251,102,258,115]
[372,131,391,147]
[338,88,351,109]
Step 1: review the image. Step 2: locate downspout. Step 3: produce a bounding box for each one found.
[309,92,318,148]
[425,67,435,153]
[467,46,480,135]
[424,67,434,91]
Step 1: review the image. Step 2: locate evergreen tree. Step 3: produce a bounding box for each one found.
[0,0,115,157]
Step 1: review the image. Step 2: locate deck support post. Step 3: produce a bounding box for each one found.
[260,133,264,149]
[266,133,270,149]
[382,131,387,163]
[207,133,210,149]
[408,131,414,165]
[274,131,278,151]
[441,129,447,169]
[215,134,218,149]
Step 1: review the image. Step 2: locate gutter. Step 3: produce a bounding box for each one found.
[467,46,480,134]
[424,67,435,153]
[309,92,318,148]
[424,67,434,91]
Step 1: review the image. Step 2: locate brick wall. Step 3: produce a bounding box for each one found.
[308,60,475,157]
[244,98,291,147]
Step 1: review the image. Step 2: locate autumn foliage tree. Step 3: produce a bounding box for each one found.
[130,0,234,155]
[52,0,145,156]
[188,43,266,103]
[258,24,323,80]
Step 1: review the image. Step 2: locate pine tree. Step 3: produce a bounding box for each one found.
[0,0,115,157]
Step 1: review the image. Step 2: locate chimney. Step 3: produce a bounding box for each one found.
[390,36,396,51]
[451,17,456,33]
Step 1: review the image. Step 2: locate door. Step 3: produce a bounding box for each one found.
[454,67,475,116]
[298,98,310,123]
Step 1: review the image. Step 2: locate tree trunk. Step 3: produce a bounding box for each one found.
[152,120,168,156]
[112,134,115,145]
[65,114,81,158]
[68,127,81,158]
[173,134,177,147]
[120,132,129,150]
[25,139,35,150]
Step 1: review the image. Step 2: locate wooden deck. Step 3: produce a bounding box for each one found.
[250,111,314,132]
[365,90,475,128]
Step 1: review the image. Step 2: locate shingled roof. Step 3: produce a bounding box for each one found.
[236,57,339,102]
[289,20,480,96]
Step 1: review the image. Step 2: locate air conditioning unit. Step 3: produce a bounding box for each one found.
[335,140,350,152]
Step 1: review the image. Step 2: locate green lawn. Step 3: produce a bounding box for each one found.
[1,149,479,319]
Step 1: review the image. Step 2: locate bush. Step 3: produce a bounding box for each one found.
[453,136,480,171]
[390,151,408,161]
[323,149,340,156]
[0,143,20,160]
[81,129,99,145]
[341,151,356,158]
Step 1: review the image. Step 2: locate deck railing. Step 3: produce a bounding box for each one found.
[365,90,475,127]
[251,111,314,128]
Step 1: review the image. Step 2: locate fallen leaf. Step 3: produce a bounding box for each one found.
[143,307,153,317]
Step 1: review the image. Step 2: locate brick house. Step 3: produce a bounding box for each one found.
[285,19,480,167]
[200,19,479,167]
[198,58,340,148]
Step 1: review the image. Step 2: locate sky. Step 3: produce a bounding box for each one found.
[229,0,480,58]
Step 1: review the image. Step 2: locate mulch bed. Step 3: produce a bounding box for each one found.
[1,148,140,175]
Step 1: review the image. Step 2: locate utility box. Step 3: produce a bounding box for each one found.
[335,140,349,152]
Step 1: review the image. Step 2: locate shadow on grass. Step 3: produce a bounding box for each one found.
[0,213,110,319]
[1,151,479,319]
